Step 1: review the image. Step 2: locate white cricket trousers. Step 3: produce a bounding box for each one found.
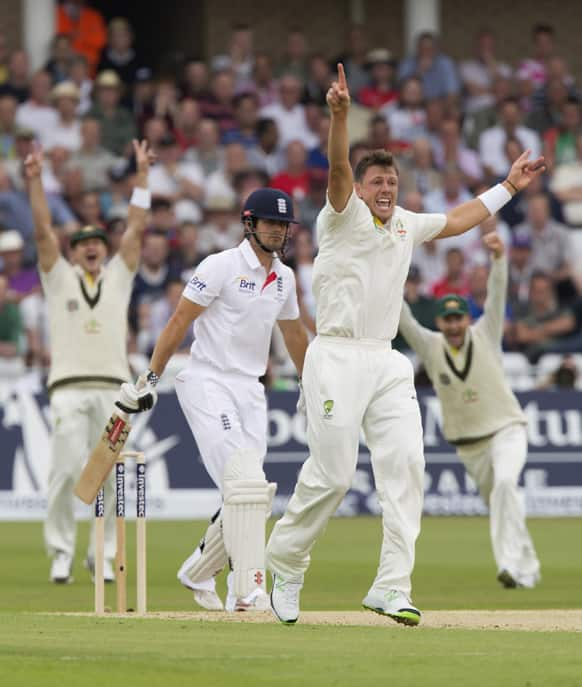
[267,335,425,597]
[457,423,540,584]
[175,360,267,491]
[44,386,118,561]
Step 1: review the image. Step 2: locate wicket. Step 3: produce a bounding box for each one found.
[94,450,147,615]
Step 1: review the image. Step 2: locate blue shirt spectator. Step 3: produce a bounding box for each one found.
[398,32,460,101]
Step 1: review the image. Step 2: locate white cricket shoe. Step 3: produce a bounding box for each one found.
[193,589,224,611]
[84,557,115,583]
[225,587,270,612]
[50,552,73,584]
[270,573,302,624]
[362,589,421,626]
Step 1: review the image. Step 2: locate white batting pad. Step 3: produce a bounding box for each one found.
[177,512,228,590]
[222,480,276,598]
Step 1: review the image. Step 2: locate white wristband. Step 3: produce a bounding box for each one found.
[477,183,512,216]
[131,187,151,209]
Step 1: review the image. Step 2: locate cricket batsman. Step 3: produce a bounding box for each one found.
[399,232,541,589]
[117,188,309,611]
[265,64,545,625]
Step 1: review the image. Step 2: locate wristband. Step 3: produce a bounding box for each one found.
[131,187,151,209]
[477,184,512,216]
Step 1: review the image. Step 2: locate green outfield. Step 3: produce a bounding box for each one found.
[1,517,581,686]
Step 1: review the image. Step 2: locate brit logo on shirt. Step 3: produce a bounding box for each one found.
[189,275,207,292]
[237,276,256,293]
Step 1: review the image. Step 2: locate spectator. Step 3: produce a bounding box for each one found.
[143,115,169,148]
[334,25,370,97]
[72,190,103,227]
[149,197,177,234]
[508,231,535,309]
[97,17,140,86]
[292,228,316,334]
[514,271,576,362]
[197,195,241,255]
[0,93,18,159]
[479,97,541,178]
[430,246,470,299]
[398,32,460,104]
[188,118,224,176]
[232,168,269,207]
[393,264,436,352]
[271,140,309,201]
[433,115,483,188]
[463,74,514,151]
[527,77,571,134]
[0,32,8,85]
[104,215,126,256]
[148,133,204,217]
[358,49,398,110]
[543,98,581,171]
[406,190,446,288]
[399,137,442,197]
[68,54,93,116]
[514,192,577,302]
[87,70,136,155]
[151,78,179,130]
[382,76,427,145]
[0,273,23,362]
[0,50,29,102]
[212,24,255,86]
[550,131,582,226]
[237,53,279,108]
[307,111,330,170]
[131,67,155,132]
[223,92,259,148]
[277,28,309,81]
[2,128,61,194]
[516,24,556,89]
[424,164,472,220]
[296,167,327,234]
[172,98,200,155]
[175,220,202,281]
[15,70,57,143]
[246,117,282,176]
[537,353,579,390]
[459,29,513,114]
[303,54,333,107]
[44,81,81,152]
[56,0,107,74]
[181,58,210,101]
[0,229,40,299]
[260,73,314,148]
[45,34,75,84]
[463,212,512,266]
[204,141,248,208]
[198,69,236,136]
[66,117,117,192]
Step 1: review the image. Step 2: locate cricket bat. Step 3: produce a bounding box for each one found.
[74,409,131,504]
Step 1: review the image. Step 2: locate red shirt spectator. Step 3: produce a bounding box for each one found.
[270,140,310,201]
[430,247,470,298]
[56,1,107,74]
[358,48,398,110]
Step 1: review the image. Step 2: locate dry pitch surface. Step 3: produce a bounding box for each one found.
[57,609,582,632]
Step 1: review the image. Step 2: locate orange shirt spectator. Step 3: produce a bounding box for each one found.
[56,1,107,74]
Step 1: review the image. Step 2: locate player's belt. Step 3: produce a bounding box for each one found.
[48,376,127,396]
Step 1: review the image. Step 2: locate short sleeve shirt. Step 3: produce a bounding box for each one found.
[183,239,299,377]
[313,191,446,340]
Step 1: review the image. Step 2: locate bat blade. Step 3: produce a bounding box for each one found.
[74,410,131,504]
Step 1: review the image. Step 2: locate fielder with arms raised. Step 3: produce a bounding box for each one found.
[399,232,541,589]
[266,64,545,625]
[26,140,153,584]
[118,188,309,611]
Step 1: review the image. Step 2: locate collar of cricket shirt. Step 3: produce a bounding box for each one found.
[239,237,279,271]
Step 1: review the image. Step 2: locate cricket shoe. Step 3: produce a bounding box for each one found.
[362,590,421,626]
[50,552,73,584]
[225,587,270,612]
[84,556,115,583]
[497,569,540,589]
[193,589,224,611]
[270,573,302,624]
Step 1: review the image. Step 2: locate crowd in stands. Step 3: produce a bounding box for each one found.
[0,2,581,389]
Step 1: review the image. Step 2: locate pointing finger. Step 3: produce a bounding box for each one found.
[337,63,347,89]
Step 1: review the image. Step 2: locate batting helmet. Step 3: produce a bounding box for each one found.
[241,188,298,224]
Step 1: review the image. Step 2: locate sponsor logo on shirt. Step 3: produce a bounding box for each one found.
[236,276,256,293]
[189,275,207,292]
[393,218,407,240]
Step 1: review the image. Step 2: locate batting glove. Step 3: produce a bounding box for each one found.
[115,370,159,414]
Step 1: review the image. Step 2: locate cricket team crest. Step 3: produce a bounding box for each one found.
[393,218,407,240]
[323,399,334,418]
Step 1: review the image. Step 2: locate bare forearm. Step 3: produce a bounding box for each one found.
[328,113,350,170]
[0,342,18,357]
[443,180,516,237]
[149,316,190,377]
[28,177,52,239]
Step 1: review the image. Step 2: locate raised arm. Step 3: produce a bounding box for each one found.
[118,140,156,271]
[437,150,546,239]
[475,232,508,344]
[326,63,353,212]
[24,147,60,273]
[398,300,436,364]
[278,318,309,377]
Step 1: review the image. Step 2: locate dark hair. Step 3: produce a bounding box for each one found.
[256,117,276,137]
[233,91,258,109]
[354,149,398,182]
[530,270,553,286]
[533,24,554,37]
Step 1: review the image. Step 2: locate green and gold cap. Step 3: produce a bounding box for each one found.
[436,294,469,318]
[69,225,108,248]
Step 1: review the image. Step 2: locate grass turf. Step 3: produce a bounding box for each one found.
[0,517,580,686]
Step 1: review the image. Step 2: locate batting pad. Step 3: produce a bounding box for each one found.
[222,480,275,598]
[177,511,228,590]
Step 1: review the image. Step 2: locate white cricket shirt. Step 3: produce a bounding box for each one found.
[182,239,300,377]
[313,191,446,340]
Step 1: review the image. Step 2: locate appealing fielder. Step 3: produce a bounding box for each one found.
[118,188,309,612]
[27,140,153,584]
[399,232,541,588]
[266,64,545,625]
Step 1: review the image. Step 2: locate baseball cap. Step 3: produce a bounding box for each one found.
[436,294,469,318]
[241,188,298,224]
[0,229,24,252]
[69,225,108,247]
